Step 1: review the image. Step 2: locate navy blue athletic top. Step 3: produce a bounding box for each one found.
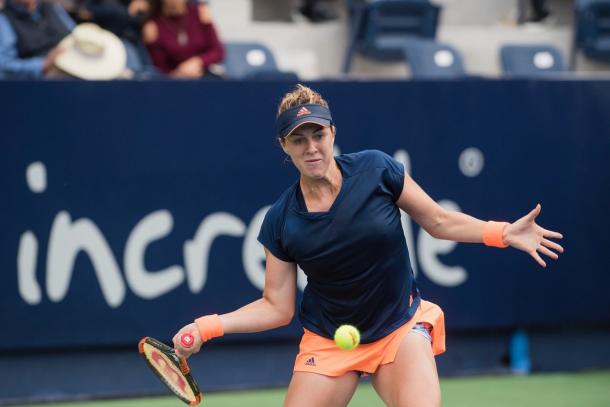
[257,150,420,343]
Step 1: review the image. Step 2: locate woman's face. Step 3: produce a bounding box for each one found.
[162,0,186,14]
[281,123,336,180]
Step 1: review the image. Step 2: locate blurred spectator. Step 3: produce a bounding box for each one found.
[529,0,550,22]
[71,0,145,36]
[517,0,551,24]
[299,0,337,23]
[68,0,149,58]
[0,0,73,79]
[299,0,338,23]
[143,0,223,79]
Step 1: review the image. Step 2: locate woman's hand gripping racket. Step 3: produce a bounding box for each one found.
[138,333,202,405]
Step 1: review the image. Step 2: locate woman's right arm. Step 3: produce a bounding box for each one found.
[173,248,297,357]
[195,4,224,67]
[218,248,297,333]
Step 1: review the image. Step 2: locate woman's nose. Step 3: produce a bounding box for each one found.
[305,139,318,153]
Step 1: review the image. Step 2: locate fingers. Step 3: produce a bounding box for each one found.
[175,347,188,358]
[530,250,547,268]
[531,238,563,268]
[527,203,541,221]
[542,228,563,240]
[172,334,183,354]
[172,325,204,359]
[541,238,564,253]
[175,342,195,359]
[173,332,191,358]
[537,245,559,260]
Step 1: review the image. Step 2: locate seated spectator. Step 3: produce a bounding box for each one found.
[299,0,337,23]
[0,0,74,79]
[69,0,150,62]
[517,0,552,24]
[143,0,223,79]
[73,0,148,36]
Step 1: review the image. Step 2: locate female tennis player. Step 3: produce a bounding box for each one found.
[172,85,563,407]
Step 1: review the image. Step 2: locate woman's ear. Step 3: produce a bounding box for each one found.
[329,126,336,143]
[278,137,288,154]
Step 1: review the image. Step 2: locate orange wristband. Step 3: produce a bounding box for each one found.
[194,314,224,342]
[482,221,509,248]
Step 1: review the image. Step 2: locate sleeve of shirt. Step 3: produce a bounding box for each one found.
[375,150,405,201]
[53,4,76,30]
[0,14,45,79]
[257,205,293,263]
[197,21,224,67]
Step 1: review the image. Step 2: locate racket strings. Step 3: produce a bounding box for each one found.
[139,338,201,405]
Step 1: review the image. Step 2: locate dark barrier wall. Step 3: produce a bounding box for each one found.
[1,80,609,351]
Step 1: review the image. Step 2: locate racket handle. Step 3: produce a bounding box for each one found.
[180,333,195,348]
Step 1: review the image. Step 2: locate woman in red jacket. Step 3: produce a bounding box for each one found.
[143,0,223,79]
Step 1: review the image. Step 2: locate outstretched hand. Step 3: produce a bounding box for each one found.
[504,204,564,267]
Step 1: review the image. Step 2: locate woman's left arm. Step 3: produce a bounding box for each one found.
[396,173,564,267]
[196,4,224,66]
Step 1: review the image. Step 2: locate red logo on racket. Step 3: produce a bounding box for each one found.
[181,333,194,347]
[151,350,187,393]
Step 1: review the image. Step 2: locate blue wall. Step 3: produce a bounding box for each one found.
[1,80,609,352]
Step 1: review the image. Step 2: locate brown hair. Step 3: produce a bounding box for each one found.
[277,84,330,117]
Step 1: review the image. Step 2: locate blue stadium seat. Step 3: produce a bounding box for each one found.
[343,0,441,73]
[223,41,298,80]
[403,39,466,78]
[574,0,610,63]
[500,44,566,76]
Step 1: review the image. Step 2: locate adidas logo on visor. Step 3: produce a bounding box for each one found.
[296,107,311,117]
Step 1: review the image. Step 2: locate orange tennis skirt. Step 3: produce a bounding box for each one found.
[293,300,445,377]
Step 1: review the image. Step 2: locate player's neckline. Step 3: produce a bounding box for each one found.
[295,158,346,216]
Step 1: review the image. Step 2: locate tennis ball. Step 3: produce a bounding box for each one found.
[334,325,360,350]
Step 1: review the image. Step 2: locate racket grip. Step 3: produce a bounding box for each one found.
[180,333,195,348]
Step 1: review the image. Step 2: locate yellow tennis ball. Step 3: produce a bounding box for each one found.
[334,325,360,350]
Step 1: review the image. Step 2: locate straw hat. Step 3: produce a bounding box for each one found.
[54,23,127,80]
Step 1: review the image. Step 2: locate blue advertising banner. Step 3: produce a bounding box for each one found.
[1,80,609,351]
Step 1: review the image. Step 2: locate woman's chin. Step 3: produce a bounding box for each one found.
[302,170,325,180]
